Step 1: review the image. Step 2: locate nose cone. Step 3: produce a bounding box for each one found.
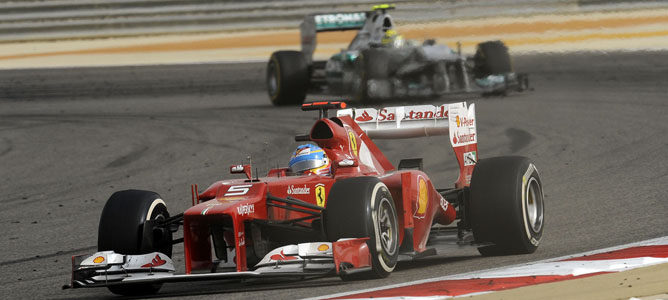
[185,181,266,218]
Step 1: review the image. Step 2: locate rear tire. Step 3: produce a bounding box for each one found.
[324,177,399,279]
[98,189,172,295]
[267,51,309,106]
[469,157,544,256]
[473,40,512,79]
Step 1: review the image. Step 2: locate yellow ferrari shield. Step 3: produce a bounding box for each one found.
[315,184,326,207]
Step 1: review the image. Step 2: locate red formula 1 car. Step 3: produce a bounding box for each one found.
[65,101,544,296]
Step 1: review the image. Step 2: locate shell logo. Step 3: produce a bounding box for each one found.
[93,256,105,264]
[415,177,428,218]
[317,244,330,251]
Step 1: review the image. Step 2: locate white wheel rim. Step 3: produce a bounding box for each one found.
[377,197,397,256]
[525,177,543,233]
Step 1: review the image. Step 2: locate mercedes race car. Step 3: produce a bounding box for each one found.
[65,101,544,296]
[267,5,529,106]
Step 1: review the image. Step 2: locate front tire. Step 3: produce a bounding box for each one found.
[324,177,399,279]
[267,51,309,106]
[469,157,544,256]
[98,189,172,295]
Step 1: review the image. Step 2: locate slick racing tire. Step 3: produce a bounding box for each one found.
[353,49,390,103]
[473,40,512,79]
[324,177,399,279]
[469,157,544,256]
[98,190,172,295]
[267,51,309,106]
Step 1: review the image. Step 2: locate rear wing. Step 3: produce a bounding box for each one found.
[300,12,367,63]
[338,102,478,187]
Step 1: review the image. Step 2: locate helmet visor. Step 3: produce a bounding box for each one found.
[290,158,327,173]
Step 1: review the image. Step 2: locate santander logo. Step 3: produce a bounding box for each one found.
[355,111,373,122]
[453,132,476,145]
[270,250,298,261]
[287,184,310,195]
[354,105,448,123]
[141,254,167,268]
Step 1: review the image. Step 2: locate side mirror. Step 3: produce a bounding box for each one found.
[230,164,252,179]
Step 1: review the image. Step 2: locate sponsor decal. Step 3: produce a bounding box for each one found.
[439,195,449,212]
[270,250,299,261]
[452,132,476,145]
[355,110,375,122]
[317,244,330,251]
[224,184,252,196]
[295,147,311,156]
[348,131,358,156]
[355,105,448,123]
[404,105,448,121]
[463,151,477,166]
[93,256,105,264]
[414,177,428,218]
[141,254,167,268]
[315,183,326,207]
[287,184,310,195]
[314,12,366,30]
[455,115,474,128]
[237,203,255,216]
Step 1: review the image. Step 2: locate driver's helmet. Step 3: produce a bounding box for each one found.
[289,144,331,175]
[381,29,404,48]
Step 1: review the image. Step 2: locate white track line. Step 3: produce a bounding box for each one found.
[307,236,668,300]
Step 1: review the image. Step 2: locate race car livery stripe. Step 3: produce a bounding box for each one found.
[329,273,608,299]
[561,245,668,261]
[316,236,668,300]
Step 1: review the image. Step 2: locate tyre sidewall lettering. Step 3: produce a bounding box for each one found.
[369,182,396,273]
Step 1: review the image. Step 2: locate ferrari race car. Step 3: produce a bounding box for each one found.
[266,5,529,106]
[65,101,544,296]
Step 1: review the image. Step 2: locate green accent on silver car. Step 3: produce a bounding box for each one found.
[314,13,366,31]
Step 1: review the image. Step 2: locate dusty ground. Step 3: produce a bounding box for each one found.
[1,6,668,68]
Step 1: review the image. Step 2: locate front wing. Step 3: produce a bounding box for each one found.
[65,238,371,289]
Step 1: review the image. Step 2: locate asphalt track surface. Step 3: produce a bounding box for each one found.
[1,51,667,299]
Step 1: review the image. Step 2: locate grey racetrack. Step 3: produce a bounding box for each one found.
[1,51,667,299]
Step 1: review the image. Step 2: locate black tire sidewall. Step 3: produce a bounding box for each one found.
[98,189,171,256]
[470,157,544,254]
[267,51,308,106]
[98,190,171,296]
[324,177,399,278]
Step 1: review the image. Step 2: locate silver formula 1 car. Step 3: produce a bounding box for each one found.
[267,4,529,106]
